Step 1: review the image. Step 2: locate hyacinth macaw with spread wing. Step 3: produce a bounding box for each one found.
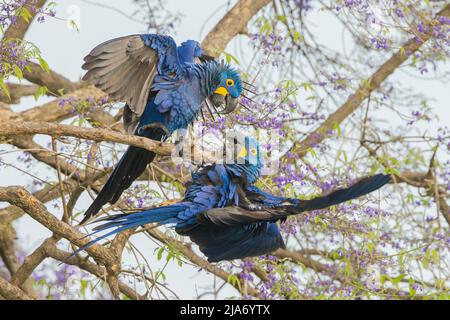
[80,34,247,224]
[75,136,391,262]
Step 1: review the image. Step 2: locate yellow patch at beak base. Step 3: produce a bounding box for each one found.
[238,147,247,158]
[214,86,228,96]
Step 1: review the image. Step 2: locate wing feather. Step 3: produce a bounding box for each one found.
[82,35,158,117]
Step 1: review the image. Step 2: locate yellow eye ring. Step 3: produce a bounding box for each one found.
[250,148,257,156]
[226,79,234,87]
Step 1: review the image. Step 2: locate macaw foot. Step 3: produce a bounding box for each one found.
[244,203,263,211]
[157,199,179,207]
[138,123,170,138]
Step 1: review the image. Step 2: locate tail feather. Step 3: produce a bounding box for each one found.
[292,174,391,214]
[95,203,187,232]
[70,204,187,258]
[81,128,165,224]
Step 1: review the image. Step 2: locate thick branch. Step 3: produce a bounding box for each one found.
[201,0,271,55]
[0,84,39,104]
[0,186,116,266]
[0,276,34,300]
[0,121,173,155]
[0,121,216,162]
[22,62,80,94]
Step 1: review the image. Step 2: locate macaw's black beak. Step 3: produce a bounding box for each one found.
[222,95,238,114]
[210,93,238,115]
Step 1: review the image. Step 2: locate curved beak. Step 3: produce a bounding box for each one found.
[209,92,239,115]
[220,95,238,114]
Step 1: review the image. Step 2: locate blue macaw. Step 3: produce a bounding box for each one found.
[80,34,245,224]
[76,136,391,262]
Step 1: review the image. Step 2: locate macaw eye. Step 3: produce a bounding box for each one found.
[226,79,234,87]
[250,148,257,156]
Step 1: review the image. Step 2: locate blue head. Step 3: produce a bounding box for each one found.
[210,62,243,114]
[214,65,243,99]
[177,40,203,64]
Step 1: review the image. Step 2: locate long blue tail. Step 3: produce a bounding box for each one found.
[72,204,187,257]
[81,120,167,224]
[81,146,158,224]
[290,174,391,214]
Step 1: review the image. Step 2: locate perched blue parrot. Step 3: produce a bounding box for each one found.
[75,136,391,262]
[80,34,246,224]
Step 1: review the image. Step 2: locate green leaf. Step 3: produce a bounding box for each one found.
[157,247,164,261]
[17,7,32,23]
[292,30,304,43]
[223,51,239,65]
[398,253,405,269]
[227,274,242,291]
[276,15,287,23]
[34,86,48,101]
[13,66,23,80]
[38,56,50,73]
[69,20,80,32]
[392,274,407,285]
[367,242,374,256]
[301,82,312,91]
[166,251,174,262]
[308,148,317,159]
[80,280,88,296]
[432,249,439,263]
[0,78,10,100]
[422,249,430,269]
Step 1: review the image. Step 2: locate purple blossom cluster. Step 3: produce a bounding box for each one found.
[370,37,390,50]
[251,33,284,56]
[125,184,156,209]
[271,162,308,188]
[0,0,27,29]
[58,95,109,118]
[1,1,57,93]
[0,0,55,30]
[335,0,368,14]
[0,40,28,77]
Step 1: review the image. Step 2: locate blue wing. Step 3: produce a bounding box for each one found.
[150,65,206,131]
[140,34,183,76]
[245,185,299,208]
[177,221,285,262]
[82,34,184,120]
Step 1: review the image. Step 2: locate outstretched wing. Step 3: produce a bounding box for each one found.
[82,34,182,120]
[177,221,285,262]
[203,174,391,227]
[199,206,285,227]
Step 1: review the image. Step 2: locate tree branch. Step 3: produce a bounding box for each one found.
[201,0,271,55]
[287,4,450,158]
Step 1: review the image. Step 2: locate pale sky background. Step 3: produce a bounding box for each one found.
[1,0,449,299]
